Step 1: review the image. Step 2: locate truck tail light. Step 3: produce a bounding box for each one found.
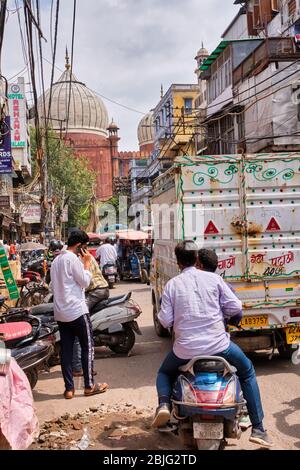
[290,309,300,318]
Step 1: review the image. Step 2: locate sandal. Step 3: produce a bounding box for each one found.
[84,383,108,396]
[64,389,75,399]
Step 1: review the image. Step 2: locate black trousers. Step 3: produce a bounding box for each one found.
[58,314,94,391]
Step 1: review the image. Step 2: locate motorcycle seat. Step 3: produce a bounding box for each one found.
[193,361,225,373]
[0,322,32,342]
[17,278,30,287]
[31,303,54,315]
[90,292,132,315]
[107,294,130,304]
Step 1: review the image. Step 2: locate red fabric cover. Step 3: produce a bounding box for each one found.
[0,322,32,341]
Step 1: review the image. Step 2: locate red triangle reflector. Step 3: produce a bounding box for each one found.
[266,217,281,232]
[205,221,219,235]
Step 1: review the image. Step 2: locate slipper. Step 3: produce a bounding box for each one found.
[84,383,108,396]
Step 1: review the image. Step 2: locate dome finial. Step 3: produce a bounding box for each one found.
[65,47,71,70]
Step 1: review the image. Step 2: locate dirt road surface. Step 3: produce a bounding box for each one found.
[33,282,300,451]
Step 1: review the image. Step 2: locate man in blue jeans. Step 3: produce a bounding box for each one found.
[152,241,272,448]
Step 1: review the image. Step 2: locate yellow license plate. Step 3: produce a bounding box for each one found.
[240,315,269,329]
[285,326,300,345]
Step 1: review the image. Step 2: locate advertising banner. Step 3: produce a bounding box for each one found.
[8,82,26,148]
[0,117,12,174]
[0,246,19,300]
[22,204,41,224]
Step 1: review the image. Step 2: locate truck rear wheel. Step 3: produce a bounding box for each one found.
[278,342,294,360]
[153,303,170,338]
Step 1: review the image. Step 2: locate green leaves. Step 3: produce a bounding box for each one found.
[30,129,95,228]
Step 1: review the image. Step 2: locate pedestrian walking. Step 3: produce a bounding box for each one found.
[9,242,17,261]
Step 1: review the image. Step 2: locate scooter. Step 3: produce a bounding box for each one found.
[30,292,142,364]
[171,356,246,450]
[102,263,118,289]
[0,310,55,389]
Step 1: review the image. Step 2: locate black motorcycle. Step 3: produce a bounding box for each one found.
[0,300,54,389]
[102,263,118,289]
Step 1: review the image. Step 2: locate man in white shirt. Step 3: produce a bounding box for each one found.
[1,240,10,258]
[51,230,108,399]
[96,238,118,269]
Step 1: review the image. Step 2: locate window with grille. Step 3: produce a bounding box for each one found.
[288,0,296,17]
[184,98,193,115]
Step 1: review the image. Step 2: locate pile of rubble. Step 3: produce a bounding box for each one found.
[33,403,156,450]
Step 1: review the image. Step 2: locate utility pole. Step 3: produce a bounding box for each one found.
[37,140,48,243]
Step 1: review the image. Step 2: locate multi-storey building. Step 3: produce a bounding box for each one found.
[197,0,300,155]
[153,84,199,160]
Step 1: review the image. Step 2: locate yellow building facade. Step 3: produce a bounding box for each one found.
[153,84,199,160]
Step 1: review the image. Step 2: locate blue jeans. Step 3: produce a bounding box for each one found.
[156,341,264,428]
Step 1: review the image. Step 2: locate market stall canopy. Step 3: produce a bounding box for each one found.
[90,230,149,241]
[116,230,148,241]
[19,242,47,252]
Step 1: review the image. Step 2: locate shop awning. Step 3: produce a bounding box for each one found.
[0,212,15,229]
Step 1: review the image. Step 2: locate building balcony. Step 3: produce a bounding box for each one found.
[233,37,300,86]
[131,185,152,204]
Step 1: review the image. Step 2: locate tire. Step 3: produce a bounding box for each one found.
[278,342,294,359]
[141,269,149,284]
[153,303,170,338]
[25,368,39,390]
[109,325,136,354]
[108,282,114,289]
[196,439,222,451]
[48,343,61,367]
[178,427,195,448]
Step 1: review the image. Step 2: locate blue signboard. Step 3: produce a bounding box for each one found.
[0,116,12,174]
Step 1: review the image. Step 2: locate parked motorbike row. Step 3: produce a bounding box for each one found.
[0,290,142,390]
[0,301,55,389]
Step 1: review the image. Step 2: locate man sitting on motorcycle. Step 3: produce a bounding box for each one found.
[96,238,118,270]
[152,241,272,448]
[72,240,110,377]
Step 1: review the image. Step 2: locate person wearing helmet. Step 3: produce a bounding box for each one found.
[46,240,64,283]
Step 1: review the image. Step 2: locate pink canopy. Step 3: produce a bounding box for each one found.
[116,230,148,241]
[89,230,149,241]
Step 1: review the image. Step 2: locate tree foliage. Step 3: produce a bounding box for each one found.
[30,129,95,228]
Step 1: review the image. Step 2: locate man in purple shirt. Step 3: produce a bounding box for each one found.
[152,241,272,448]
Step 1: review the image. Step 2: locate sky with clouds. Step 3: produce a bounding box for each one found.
[2,0,238,150]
